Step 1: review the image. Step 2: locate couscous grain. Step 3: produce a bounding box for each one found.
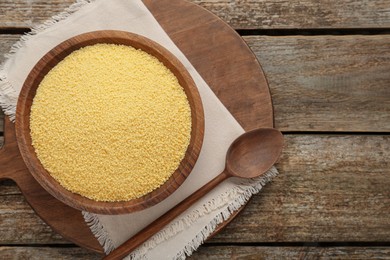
[30,43,192,202]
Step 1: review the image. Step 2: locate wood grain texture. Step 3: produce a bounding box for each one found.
[2,34,389,132]
[0,35,19,64]
[212,134,390,242]
[247,35,390,132]
[1,246,390,259]
[188,246,390,259]
[1,135,389,244]
[192,0,390,29]
[1,0,390,29]
[0,194,66,244]
[0,247,100,259]
[0,179,18,196]
[1,0,389,258]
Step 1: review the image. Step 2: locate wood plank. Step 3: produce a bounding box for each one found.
[211,134,390,242]
[0,180,16,196]
[193,0,390,30]
[0,247,101,259]
[0,34,17,64]
[0,194,67,244]
[1,0,390,29]
[189,246,390,259]
[2,34,389,132]
[245,35,390,132]
[1,246,390,259]
[188,246,390,260]
[0,135,389,244]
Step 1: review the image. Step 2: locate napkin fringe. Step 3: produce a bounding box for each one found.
[82,211,116,254]
[175,167,279,259]
[92,167,278,260]
[0,0,95,121]
[0,72,17,121]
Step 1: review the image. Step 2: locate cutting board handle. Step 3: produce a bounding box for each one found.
[0,117,26,182]
[0,116,46,187]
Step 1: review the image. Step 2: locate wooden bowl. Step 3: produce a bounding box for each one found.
[15,30,204,215]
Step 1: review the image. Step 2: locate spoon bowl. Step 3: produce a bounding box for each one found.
[226,128,284,178]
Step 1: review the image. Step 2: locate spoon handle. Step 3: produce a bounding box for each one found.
[104,170,230,260]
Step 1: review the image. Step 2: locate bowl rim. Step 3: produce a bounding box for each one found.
[15,30,204,215]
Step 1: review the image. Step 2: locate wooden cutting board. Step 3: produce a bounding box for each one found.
[0,0,273,254]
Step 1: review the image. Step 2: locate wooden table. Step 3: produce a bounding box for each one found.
[1,1,390,259]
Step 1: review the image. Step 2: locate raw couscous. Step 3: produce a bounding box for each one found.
[30,43,192,202]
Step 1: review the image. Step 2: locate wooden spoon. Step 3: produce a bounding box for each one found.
[104,128,283,259]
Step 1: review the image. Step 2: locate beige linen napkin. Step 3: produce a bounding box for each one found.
[0,0,278,259]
